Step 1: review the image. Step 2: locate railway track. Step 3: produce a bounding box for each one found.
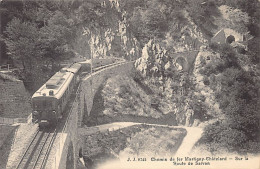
[15,129,57,169]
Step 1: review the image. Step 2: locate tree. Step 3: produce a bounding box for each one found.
[4,18,42,70]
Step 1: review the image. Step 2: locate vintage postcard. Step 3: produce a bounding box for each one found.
[0,0,259,168]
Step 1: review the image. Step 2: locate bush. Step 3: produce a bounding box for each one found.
[199,121,260,154]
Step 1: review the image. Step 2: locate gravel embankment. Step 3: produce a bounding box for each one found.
[6,123,38,169]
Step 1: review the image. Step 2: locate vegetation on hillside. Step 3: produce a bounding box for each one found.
[198,43,260,154]
[122,126,186,156]
[121,0,188,47]
[0,0,78,91]
[82,124,186,168]
[195,0,260,154]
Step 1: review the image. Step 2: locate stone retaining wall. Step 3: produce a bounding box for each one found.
[0,114,31,124]
[0,80,32,119]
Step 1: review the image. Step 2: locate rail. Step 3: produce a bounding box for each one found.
[15,129,57,169]
[33,130,57,169]
[15,129,40,169]
[31,132,51,169]
[40,131,58,169]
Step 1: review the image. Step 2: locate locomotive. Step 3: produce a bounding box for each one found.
[32,63,82,128]
[31,57,119,128]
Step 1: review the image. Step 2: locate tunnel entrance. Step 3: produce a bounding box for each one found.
[226,35,235,44]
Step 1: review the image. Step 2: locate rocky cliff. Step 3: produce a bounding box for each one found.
[72,0,141,60]
[133,15,209,126]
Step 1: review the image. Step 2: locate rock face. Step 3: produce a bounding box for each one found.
[135,40,175,77]
[133,32,206,126]
[73,0,141,60]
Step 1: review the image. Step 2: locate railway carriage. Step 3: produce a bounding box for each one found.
[31,57,119,129]
[80,58,118,70]
[92,58,116,67]
[32,63,82,128]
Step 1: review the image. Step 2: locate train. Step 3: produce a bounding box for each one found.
[32,57,120,128]
[79,58,121,71]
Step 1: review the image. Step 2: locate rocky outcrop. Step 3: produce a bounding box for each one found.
[73,0,141,61]
[135,40,177,77]
[134,40,201,126]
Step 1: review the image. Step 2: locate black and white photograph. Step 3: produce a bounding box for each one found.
[0,0,259,168]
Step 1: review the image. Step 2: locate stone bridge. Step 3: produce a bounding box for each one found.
[45,61,134,169]
[41,49,199,168]
[173,50,199,72]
